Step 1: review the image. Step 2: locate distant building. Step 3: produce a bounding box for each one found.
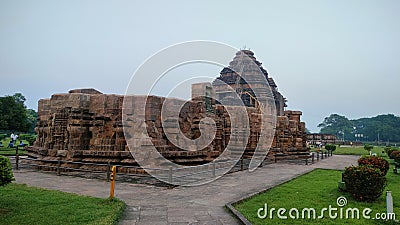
[307,133,336,146]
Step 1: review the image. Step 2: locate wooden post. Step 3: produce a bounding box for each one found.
[109,166,117,201]
[212,161,216,177]
[107,162,111,182]
[15,145,19,170]
[312,153,315,164]
[57,157,61,176]
[168,166,173,184]
[240,158,244,171]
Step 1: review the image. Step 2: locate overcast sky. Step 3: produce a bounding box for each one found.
[1,0,399,132]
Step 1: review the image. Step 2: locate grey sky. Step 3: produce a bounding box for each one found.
[1,0,399,132]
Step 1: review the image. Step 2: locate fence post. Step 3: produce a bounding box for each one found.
[321,152,324,159]
[312,153,315,164]
[212,161,216,177]
[305,157,308,165]
[57,157,61,176]
[107,162,111,182]
[15,145,19,170]
[109,166,117,201]
[168,166,173,184]
[240,158,244,171]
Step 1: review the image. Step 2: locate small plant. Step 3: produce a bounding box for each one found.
[325,144,336,151]
[0,155,14,187]
[358,156,390,175]
[388,149,396,159]
[343,165,387,202]
[391,151,400,164]
[364,144,374,155]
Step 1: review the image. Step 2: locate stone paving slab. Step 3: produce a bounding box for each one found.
[13,155,359,224]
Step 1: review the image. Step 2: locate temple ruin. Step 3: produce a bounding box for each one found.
[26,50,309,173]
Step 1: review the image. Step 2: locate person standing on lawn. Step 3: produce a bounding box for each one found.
[10,132,15,144]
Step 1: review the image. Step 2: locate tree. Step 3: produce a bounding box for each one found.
[318,114,354,140]
[318,113,400,142]
[0,93,33,132]
[26,109,38,133]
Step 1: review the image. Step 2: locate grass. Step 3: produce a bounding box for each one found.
[0,183,126,225]
[310,145,396,156]
[333,146,387,156]
[0,137,28,155]
[234,163,400,224]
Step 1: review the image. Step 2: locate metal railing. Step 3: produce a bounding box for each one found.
[7,150,331,186]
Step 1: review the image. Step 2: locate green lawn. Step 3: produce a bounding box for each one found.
[333,146,387,156]
[0,137,28,155]
[0,183,126,225]
[234,165,399,224]
[309,146,396,156]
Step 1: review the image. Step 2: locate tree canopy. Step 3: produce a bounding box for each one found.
[318,113,400,142]
[0,93,37,133]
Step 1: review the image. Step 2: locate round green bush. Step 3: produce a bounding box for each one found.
[0,155,14,187]
[343,165,387,202]
[325,144,336,151]
[364,144,374,152]
[358,156,390,176]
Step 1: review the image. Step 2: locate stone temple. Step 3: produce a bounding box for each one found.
[26,50,308,173]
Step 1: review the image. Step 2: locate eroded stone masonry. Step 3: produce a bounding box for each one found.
[26,50,308,173]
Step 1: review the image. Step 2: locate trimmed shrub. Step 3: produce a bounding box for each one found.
[0,134,7,141]
[0,155,14,187]
[387,149,396,159]
[343,165,387,202]
[364,144,374,152]
[325,144,336,151]
[358,156,390,176]
[392,151,400,164]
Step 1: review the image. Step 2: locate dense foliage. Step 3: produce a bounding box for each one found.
[318,113,400,142]
[358,156,390,176]
[0,93,37,133]
[324,144,336,151]
[363,144,374,152]
[0,155,14,187]
[19,134,37,146]
[343,165,387,202]
[391,151,400,163]
[386,148,397,159]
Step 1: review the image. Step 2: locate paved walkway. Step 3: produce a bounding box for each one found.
[13,155,359,225]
